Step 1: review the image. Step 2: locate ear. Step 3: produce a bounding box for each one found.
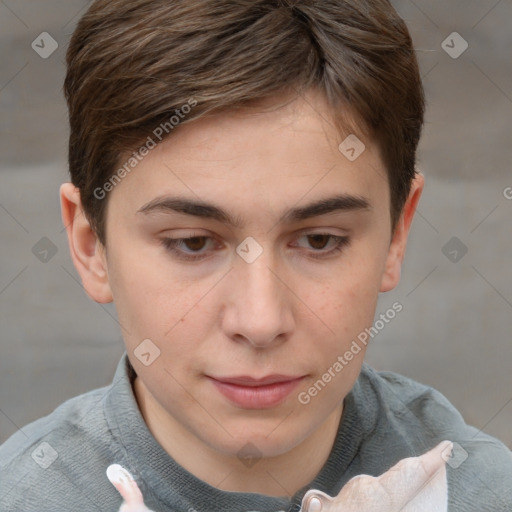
[59,183,113,303]
[380,172,424,293]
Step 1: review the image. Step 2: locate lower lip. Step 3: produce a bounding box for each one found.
[209,377,304,409]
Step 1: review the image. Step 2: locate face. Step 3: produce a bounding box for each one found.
[65,89,421,463]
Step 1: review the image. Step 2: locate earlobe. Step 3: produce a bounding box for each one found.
[380,172,424,293]
[59,183,113,303]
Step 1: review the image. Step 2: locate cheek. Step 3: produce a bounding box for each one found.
[105,245,192,348]
[295,248,384,392]
[304,259,383,338]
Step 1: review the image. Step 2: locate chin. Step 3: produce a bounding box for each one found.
[204,422,308,460]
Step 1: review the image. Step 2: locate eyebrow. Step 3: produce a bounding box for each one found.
[137,194,371,229]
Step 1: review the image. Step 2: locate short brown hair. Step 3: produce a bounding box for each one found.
[64,0,424,246]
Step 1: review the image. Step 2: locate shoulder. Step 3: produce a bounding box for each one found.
[356,364,512,511]
[358,364,480,435]
[0,383,121,511]
[0,385,108,463]
[359,363,459,411]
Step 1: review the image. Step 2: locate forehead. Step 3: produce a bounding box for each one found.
[108,89,389,222]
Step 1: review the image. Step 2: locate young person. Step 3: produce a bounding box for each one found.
[1,1,511,511]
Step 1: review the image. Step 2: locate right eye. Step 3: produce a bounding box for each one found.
[161,236,217,261]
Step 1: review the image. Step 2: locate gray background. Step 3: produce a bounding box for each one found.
[0,0,511,450]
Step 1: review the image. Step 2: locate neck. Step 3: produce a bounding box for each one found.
[133,376,343,497]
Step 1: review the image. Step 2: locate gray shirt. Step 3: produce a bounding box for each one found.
[1,352,511,511]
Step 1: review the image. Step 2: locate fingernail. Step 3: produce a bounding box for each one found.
[106,463,134,486]
[307,496,323,512]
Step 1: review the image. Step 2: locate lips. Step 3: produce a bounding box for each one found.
[207,374,305,409]
[213,375,301,386]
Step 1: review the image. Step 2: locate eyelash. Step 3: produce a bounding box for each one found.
[160,233,350,262]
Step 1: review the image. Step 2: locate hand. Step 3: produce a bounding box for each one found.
[301,440,452,512]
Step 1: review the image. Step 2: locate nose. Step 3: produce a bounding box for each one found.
[220,246,294,348]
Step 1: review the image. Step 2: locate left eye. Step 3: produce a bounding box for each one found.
[299,233,340,250]
[294,233,350,258]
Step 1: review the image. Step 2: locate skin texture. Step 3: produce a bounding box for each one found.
[60,89,424,497]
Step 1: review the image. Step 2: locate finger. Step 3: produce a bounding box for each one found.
[376,440,451,507]
[302,489,332,512]
[302,477,390,511]
[107,464,145,506]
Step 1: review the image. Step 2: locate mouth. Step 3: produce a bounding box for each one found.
[207,374,306,409]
